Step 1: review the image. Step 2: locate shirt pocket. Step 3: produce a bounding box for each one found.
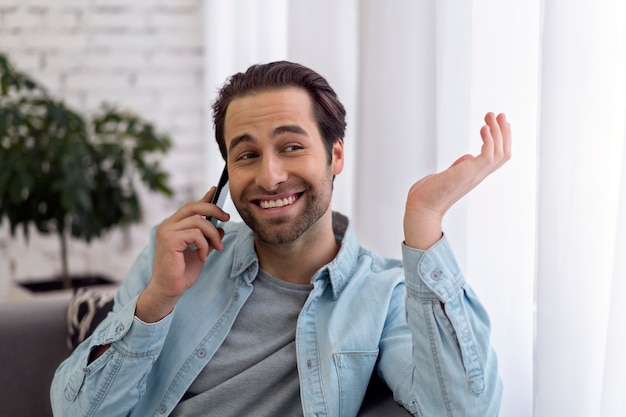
[64,367,87,401]
[64,346,114,403]
[333,349,379,417]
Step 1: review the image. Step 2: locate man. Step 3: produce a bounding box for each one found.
[51,61,509,416]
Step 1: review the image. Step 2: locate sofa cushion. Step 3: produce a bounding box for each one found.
[66,287,115,350]
[0,298,70,417]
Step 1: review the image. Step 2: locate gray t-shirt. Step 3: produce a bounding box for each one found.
[170,270,313,416]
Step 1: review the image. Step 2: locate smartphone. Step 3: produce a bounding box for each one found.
[208,165,229,226]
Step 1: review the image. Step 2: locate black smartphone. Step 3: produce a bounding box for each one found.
[208,165,229,226]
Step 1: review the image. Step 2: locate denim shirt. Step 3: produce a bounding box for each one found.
[51,213,502,417]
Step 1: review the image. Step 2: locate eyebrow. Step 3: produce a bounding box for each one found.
[272,124,308,138]
[228,134,255,153]
[228,124,309,153]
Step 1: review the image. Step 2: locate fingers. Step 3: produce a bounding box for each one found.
[199,186,217,203]
[184,227,226,262]
[480,112,511,170]
[156,215,224,257]
[169,192,229,224]
[497,113,512,164]
[157,188,231,261]
[172,215,226,249]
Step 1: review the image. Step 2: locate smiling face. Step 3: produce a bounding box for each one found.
[224,87,344,245]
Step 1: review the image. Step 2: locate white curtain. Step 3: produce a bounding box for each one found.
[536,1,626,416]
[201,1,626,416]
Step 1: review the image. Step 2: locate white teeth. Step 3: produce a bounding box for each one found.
[260,195,297,209]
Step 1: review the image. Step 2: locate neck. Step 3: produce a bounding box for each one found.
[254,211,339,285]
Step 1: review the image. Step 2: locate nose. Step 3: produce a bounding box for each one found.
[255,154,288,191]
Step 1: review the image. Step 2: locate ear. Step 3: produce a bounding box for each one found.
[331,139,345,176]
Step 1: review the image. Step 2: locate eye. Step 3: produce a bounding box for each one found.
[237,151,258,161]
[284,144,303,152]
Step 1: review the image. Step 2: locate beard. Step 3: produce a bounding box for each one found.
[234,173,333,245]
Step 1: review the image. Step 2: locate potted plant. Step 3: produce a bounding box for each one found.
[0,52,173,291]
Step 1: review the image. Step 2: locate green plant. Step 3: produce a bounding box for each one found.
[0,52,173,289]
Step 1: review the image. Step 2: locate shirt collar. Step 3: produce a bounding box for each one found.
[227,211,360,298]
[228,224,258,284]
[321,212,360,300]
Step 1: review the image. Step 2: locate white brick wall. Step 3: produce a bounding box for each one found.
[0,0,208,301]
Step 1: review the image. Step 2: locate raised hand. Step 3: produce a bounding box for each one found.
[135,187,230,322]
[403,112,511,250]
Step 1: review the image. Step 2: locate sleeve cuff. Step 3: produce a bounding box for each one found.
[402,235,465,302]
[90,295,173,356]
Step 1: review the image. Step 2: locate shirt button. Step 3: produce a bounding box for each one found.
[430,271,442,281]
[83,367,90,376]
[116,324,125,334]
[158,404,167,414]
[197,349,206,358]
[233,291,239,301]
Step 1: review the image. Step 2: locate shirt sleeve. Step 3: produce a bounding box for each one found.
[385,235,503,416]
[50,234,174,417]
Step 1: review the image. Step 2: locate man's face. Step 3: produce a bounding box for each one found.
[224,87,344,245]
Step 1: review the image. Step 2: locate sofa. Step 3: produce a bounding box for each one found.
[0,293,411,417]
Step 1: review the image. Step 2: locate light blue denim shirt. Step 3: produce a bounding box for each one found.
[51,212,502,417]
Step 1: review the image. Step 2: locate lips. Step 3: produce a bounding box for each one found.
[257,193,300,209]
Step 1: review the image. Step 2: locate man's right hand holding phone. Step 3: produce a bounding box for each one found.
[136,186,230,323]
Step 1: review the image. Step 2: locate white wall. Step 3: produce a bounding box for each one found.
[0,0,208,300]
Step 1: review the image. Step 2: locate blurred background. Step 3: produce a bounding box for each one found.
[1,1,625,416]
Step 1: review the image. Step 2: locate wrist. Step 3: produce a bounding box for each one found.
[403,208,443,250]
[135,285,179,323]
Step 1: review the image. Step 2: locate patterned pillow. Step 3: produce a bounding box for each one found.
[66,287,116,350]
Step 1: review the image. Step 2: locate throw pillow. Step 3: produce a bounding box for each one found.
[66,287,115,350]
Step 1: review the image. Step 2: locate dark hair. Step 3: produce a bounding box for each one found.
[212,61,346,162]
